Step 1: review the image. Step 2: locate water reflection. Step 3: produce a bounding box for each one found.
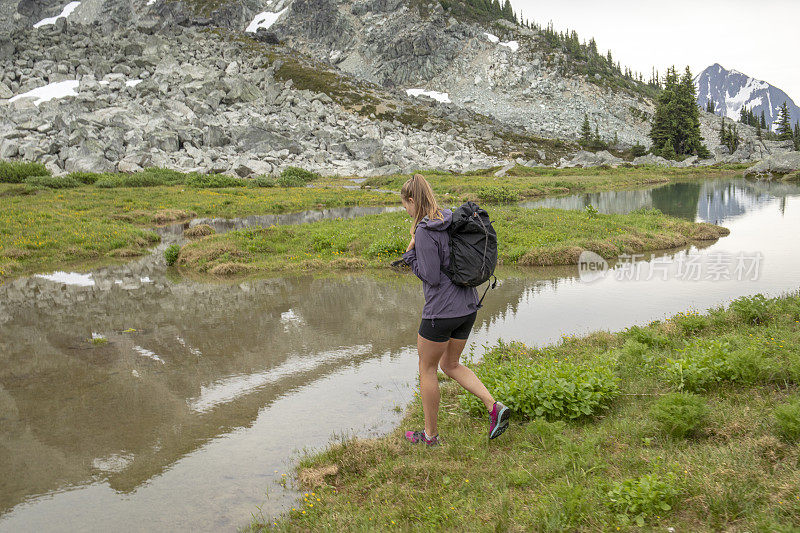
[2,177,800,531]
[521,177,799,223]
[154,206,403,240]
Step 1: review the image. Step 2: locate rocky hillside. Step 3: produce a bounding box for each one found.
[270,0,657,146]
[0,0,797,177]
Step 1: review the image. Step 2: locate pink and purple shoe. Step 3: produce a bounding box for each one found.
[405,430,440,446]
[489,401,510,440]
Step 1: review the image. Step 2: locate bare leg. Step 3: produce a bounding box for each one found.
[439,337,495,411]
[417,334,448,436]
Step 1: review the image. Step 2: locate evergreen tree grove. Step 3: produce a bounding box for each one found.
[649,66,709,158]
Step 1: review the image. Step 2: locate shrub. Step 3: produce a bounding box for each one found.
[607,472,679,526]
[665,336,793,392]
[281,166,320,183]
[631,142,648,157]
[730,293,771,325]
[95,168,189,188]
[584,203,599,218]
[185,173,246,188]
[68,171,110,185]
[623,324,672,349]
[774,398,800,442]
[249,175,276,187]
[139,167,187,185]
[0,160,50,183]
[276,174,307,187]
[164,244,180,266]
[474,186,519,203]
[25,175,81,189]
[460,341,620,420]
[650,392,709,438]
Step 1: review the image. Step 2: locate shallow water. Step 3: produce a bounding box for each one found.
[1,177,799,532]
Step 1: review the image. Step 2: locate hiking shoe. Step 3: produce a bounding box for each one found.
[405,430,440,446]
[488,401,510,440]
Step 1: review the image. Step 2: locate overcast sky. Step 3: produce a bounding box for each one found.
[511,0,800,103]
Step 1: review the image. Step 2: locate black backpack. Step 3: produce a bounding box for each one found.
[442,201,498,308]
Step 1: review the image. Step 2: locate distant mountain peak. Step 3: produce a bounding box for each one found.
[694,64,799,131]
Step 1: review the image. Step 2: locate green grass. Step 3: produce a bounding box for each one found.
[256,291,800,531]
[0,182,397,279]
[362,165,745,201]
[176,206,728,276]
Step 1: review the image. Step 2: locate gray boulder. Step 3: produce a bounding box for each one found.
[743,152,800,177]
[632,153,672,166]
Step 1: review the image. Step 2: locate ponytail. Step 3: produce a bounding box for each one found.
[401,174,442,235]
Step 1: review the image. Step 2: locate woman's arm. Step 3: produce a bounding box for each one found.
[402,228,441,287]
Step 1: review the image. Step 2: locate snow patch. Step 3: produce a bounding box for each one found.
[499,40,519,52]
[146,0,157,5]
[406,88,451,103]
[9,80,79,106]
[126,79,143,87]
[245,7,287,33]
[483,32,518,52]
[33,1,80,28]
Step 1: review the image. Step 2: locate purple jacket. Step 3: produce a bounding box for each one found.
[402,208,479,319]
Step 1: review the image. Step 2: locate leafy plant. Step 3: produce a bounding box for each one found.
[607,472,679,526]
[281,166,320,183]
[25,175,81,189]
[584,203,599,218]
[276,174,307,187]
[460,340,620,420]
[0,160,50,183]
[365,235,408,258]
[474,186,519,204]
[164,244,180,266]
[185,173,247,188]
[672,311,708,336]
[773,398,800,442]
[67,171,109,185]
[249,175,276,188]
[730,293,771,325]
[650,392,709,438]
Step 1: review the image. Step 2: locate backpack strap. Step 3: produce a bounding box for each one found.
[476,275,497,309]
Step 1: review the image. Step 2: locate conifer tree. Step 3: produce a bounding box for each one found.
[760,110,767,130]
[580,113,592,145]
[794,120,800,150]
[775,101,793,140]
[706,99,715,113]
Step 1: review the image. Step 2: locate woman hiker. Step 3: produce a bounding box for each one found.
[399,174,509,446]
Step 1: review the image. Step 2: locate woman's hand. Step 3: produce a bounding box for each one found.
[406,236,415,252]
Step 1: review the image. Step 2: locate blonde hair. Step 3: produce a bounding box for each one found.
[401,174,442,235]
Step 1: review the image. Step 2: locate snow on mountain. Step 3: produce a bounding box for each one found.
[694,63,799,131]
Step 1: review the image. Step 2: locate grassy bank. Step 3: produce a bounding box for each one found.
[257,291,800,531]
[1,161,736,279]
[177,207,728,276]
[0,180,396,279]
[359,165,749,203]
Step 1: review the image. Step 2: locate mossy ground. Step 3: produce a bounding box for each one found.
[254,292,800,532]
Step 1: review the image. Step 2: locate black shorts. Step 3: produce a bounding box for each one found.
[418,312,477,343]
